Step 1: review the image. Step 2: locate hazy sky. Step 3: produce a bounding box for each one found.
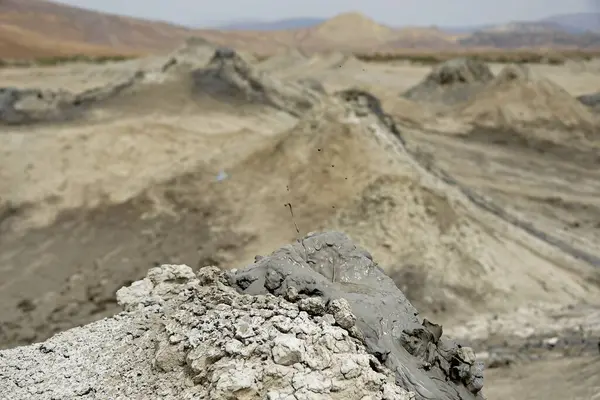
[53,0,599,27]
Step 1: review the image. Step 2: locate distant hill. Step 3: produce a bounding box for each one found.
[459,29,600,49]
[1,0,599,59]
[216,18,325,31]
[0,0,195,57]
[457,16,600,49]
[541,13,600,33]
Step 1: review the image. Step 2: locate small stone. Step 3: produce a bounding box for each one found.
[147,264,196,284]
[304,371,332,393]
[272,316,293,333]
[457,346,476,365]
[328,299,356,330]
[116,278,154,310]
[340,358,361,379]
[265,269,284,291]
[298,297,327,316]
[235,320,256,339]
[215,369,257,394]
[224,339,244,355]
[272,334,304,366]
[196,266,223,286]
[284,286,299,302]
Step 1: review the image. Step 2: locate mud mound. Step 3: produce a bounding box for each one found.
[0,73,143,125]
[0,87,78,125]
[213,95,600,319]
[335,88,399,133]
[231,231,484,399]
[577,91,600,112]
[154,36,219,74]
[402,58,494,106]
[0,233,486,400]
[454,64,599,138]
[190,48,323,116]
[75,47,322,117]
[154,36,254,75]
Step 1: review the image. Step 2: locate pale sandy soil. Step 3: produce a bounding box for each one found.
[1,51,600,399]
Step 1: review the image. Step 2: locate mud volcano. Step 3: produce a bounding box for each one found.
[0,73,142,125]
[402,58,494,106]
[454,64,599,135]
[191,47,323,116]
[0,232,484,400]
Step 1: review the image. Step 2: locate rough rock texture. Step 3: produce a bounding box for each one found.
[229,231,484,400]
[402,58,494,106]
[1,262,412,400]
[191,48,323,116]
[0,232,483,399]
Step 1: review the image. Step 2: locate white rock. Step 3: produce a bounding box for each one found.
[272,334,304,366]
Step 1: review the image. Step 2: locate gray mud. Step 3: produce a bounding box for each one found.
[577,92,600,112]
[0,73,142,126]
[229,231,484,400]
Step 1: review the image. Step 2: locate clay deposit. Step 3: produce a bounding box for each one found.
[0,232,483,400]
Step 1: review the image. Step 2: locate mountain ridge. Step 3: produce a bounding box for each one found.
[1,1,599,59]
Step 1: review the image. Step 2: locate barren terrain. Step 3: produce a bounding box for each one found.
[1,34,600,399]
[2,0,600,59]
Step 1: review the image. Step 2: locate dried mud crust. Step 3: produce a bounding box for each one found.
[1,264,412,400]
[229,231,484,400]
[0,232,484,400]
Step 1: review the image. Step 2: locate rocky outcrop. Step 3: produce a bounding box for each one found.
[0,232,483,400]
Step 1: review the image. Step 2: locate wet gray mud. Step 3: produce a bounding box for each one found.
[229,231,484,400]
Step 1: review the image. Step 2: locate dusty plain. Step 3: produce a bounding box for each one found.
[1,41,600,399]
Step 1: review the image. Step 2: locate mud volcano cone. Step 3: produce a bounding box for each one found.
[402,58,494,106]
[191,47,322,116]
[455,63,599,134]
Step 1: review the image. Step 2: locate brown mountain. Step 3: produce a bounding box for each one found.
[0,3,454,58]
[0,0,198,57]
[1,0,599,59]
[459,22,600,49]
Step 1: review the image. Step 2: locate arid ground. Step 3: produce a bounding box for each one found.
[1,39,600,399]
